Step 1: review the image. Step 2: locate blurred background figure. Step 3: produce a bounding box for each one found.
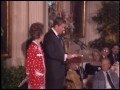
[65,63,81,89]
[108,44,119,65]
[100,46,110,59]
[84,49,101,88]
[92,58,119,89]
[75,61,88,89]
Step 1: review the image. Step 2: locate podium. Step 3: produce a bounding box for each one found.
[66,56,83,64]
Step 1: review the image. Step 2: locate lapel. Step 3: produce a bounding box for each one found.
[49,29,64,49]
[109,70,116,87]
[49,29,58,39]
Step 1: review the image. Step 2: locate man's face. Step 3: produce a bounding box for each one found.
[101,59,111,71]
[112,45,119,55]
[57,24,66,34]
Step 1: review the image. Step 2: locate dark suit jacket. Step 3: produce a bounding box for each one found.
[43,29,66,89]
[92,70,119,89]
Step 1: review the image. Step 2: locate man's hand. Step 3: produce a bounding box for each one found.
[67,54,78,59]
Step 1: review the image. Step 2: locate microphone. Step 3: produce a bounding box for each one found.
[73,39,87,49]
[74,39,79,44]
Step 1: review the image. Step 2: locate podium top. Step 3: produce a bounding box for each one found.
[66,56,82,64]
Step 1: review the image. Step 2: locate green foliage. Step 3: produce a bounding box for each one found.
[92,1,119,34]
[89,1,119,50]
[88,38,114,51]
[1,66,27,89]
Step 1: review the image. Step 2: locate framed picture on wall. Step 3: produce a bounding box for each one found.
[1,1,12,58]
[70,1,86,38]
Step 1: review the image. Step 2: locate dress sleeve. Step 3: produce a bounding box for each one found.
[26,44,34,75]
[26,44,45,76]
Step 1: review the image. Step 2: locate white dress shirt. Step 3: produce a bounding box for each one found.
[103,71,113,89]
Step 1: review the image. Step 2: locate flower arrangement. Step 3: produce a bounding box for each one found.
[48,8,88,53]
[49,10,75,40]
[60,10,75,40]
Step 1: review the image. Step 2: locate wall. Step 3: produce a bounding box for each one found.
[62,1,70,14]
[62,1,102,45]
[5,1,28,67]
[83,1,102,44]
[4,1,48,67]
[65,1,102,54]
[4,1,102,67]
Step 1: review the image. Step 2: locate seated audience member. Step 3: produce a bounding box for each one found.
[85,49,101,88]
[92,58,119,89]
[75,63,88,88]
[76,63,87,81]
[108,44,119,65]
[100,46,110,59]
[65,63,82,89]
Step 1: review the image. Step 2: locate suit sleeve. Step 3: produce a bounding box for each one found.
[113,72,119,89]
[92,73,99,89]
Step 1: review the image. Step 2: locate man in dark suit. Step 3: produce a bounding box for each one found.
[108,44,119,65]
[43,17,77,89]
[92,58,119,89]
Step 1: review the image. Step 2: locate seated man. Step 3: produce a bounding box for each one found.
[108,44,119,65]
[92,58,119,89]
[64,63,82,89]
[75,63,88,89]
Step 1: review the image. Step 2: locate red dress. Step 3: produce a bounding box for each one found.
[26,41,46,89]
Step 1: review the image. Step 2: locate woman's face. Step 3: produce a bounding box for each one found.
[70,63,77,70]
[93,52,100,61]
[37,34,44,43]
[101,47,109,57]
[40,34,44,41]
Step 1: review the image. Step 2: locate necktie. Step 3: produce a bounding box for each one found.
[113,55,117,61]
[58,35,63,46]
[106,72,115,89]
[115,55,118,61]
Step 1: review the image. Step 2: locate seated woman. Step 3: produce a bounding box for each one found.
[64,63,82,89]
[85,49,101,88]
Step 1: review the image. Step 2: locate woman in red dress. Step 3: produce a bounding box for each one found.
[26,22,45,89]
